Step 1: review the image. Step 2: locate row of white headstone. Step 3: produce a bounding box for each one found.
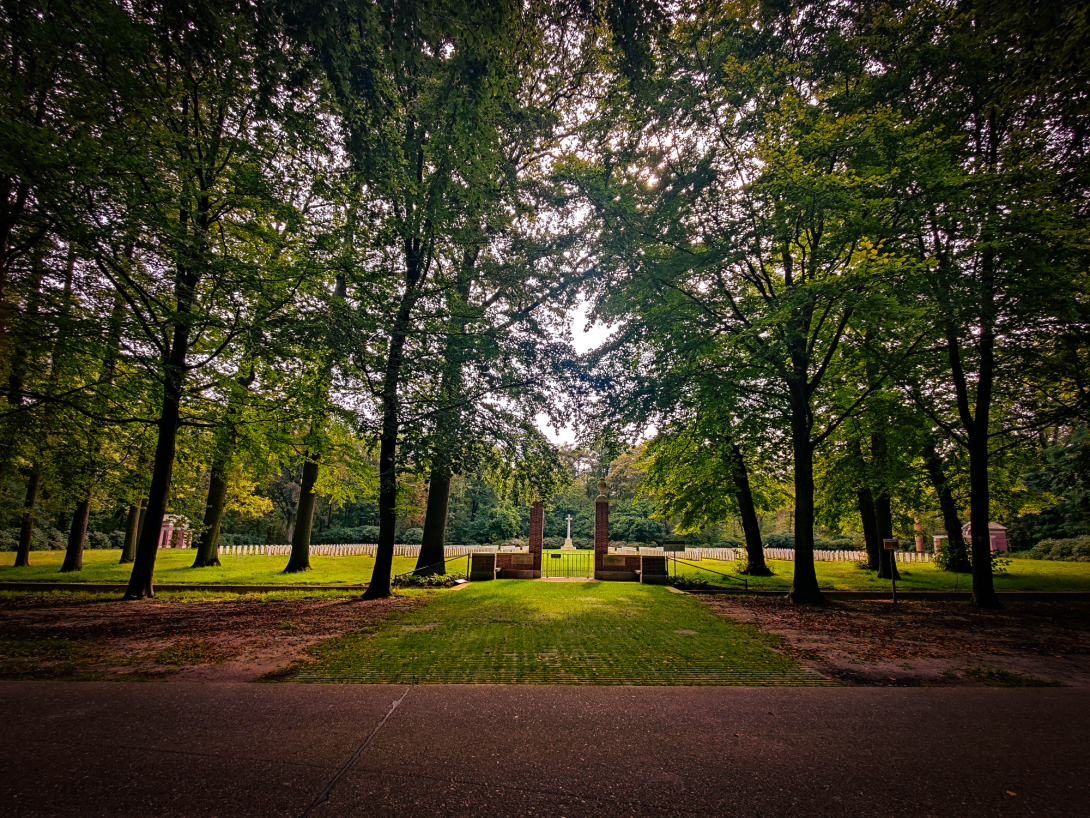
[215,544,499,557]
[212,543,933,563]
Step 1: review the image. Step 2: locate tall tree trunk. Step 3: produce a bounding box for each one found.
[60,498,90,573]
[192,467,228,568]
[873,487,901,581]
[120,500,141,564]
[968,250,1000,607]
[193,364,254,569]
[968,426,999,606]
[415,255,474,576]
[726,441,770,575]
[870,431,900,580]
[14,471,40,567]
[416,470,450,576]
[363,277,419,600]
[856,487,881,570]
[284,456,319,573]
[124,330,188,599]
[787,389,825,604]
[922,441,970,571]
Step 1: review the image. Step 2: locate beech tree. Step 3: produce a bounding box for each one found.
[576,3,923,603]
[54,1,326,598]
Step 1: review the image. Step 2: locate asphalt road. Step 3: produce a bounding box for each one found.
[0,682,1086,817]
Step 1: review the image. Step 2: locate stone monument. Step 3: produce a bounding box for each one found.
[562,514,576,550]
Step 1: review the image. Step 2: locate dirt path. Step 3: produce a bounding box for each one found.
[696,594,1090,687]
[0,592,429,682]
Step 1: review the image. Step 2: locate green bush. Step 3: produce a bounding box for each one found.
[86,531,112,549]
[813,535,861,551]
[1028,536,1090,562]
[311,526,379,544]
[762,533,795,549]
[220,533,263,546]
[392,571,466,588]
[400,527,424,545]
[933,539,971,572]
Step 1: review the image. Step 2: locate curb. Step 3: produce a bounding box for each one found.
[686,589,1090,602]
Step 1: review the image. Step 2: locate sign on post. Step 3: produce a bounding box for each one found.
[883,538,899,603]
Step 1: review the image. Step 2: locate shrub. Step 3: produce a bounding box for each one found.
[310,526,379,544]
[392,571,466,588]
[813,535,860,551]
[667,575,710,590]
[762,533,795,549]
[542,536,565,549]
[220,533,263,546]
[0,528,17,551]
[1028,536,1090,562]
[86,531,112,549]
[933,539,972,573]
[400,527,424,545]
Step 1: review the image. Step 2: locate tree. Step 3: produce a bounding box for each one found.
[56,1,323,598]
[856,0,1090,605]
[576,2,922,603]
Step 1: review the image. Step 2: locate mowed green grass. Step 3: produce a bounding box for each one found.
[672,556,1090,592]
[4,549,1089,592]
[0,549,424,585]
[289,581,829,686]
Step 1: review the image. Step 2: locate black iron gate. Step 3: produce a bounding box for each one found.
[543,551,593,578]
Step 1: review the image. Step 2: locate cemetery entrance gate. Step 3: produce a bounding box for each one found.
[543,551,593,578]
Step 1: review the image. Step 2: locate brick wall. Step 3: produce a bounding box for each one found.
[529,501,543,573]
[641,555,667,575]
[594,496,609,573]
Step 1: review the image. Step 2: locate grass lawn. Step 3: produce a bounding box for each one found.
[4,548,1088,592]
[290,580,829,685]
[0,548,427,585]
[671,556,1090,592]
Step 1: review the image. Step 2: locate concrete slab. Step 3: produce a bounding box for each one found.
[327,686,1090,817]
[1,683,1088,817]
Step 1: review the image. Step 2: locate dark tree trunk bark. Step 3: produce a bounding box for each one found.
[194,363,254,568]
[968,428,1000,606]
[192,467,228,568]
[873,488,901,580]
[416,469,450,576]
[60,498,90,573]
[726,441,770,575]
[922,441,970,572]
[120,500,141,564]
[786,389,825,605]
[415,257,473,577]
[124,328,188,599]
[284,456,319,573]
[856,487,880,570]
[870,432,901,580]
[363,272,419,600]
[14,471,40,567]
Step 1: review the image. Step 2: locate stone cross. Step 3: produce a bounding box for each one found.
[565,514,573,539]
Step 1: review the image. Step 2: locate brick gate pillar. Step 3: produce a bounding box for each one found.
[529,500,543,578]
[593,480,609,576]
